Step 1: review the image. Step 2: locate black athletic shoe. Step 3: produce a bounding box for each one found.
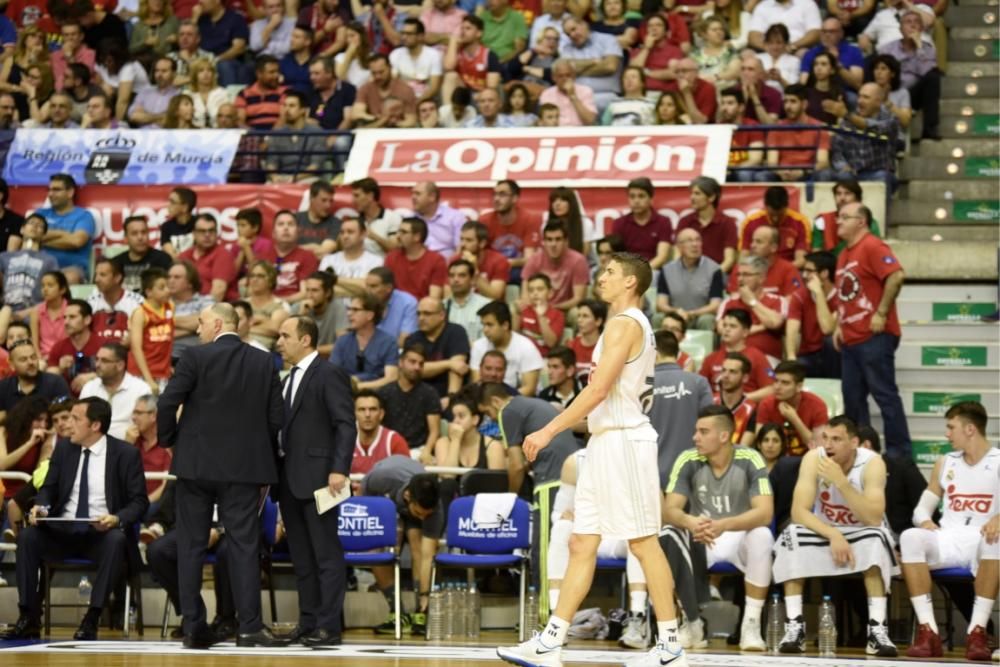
[779,616,805,654]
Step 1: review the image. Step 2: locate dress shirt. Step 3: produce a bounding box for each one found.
[79,373,148,441]
[286,350,317,407]
[62,437,109,519]
[421,204,466,257]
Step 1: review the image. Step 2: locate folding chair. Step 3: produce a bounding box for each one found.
[458,470,509,497]
[431,495,531,639]
[261,497,292,623]
[339,497,402,640]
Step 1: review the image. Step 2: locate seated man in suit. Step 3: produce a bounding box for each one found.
[1,397,148,641]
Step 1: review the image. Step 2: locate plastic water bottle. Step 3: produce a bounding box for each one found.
[444,584,456,638]
[426,586,445,640]
[453,583,467,638]
[766,593,785,653]
[818,595,837,657]
[78,576,92,605]
[126,606,138,638]
[466,583,481,639]
[523,585,540,635]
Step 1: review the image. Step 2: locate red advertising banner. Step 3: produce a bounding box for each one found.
[344,127,735,188]
[8,182,796,249]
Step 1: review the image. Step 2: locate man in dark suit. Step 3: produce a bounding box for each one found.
[0,397,148,641]
[157,303,288,649]
[274,315,356,646]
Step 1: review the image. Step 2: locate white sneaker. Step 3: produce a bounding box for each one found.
[678,618,707,649]
[624,642,689,667]
[708,584,722,600]
[496,632,564,667]
[0,575,7,587]
[619,612,649,649]
[992,647,999,661]
[739,616,766,651]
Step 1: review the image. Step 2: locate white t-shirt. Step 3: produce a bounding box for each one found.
[319,249,384,278]
[363,209,403,258]
[388,45,442,98]
[748,0,821,45]
[334,53,372,89]
[95,61,150,93]
[861,7,934,49]
[759,52,801,91]
[470,331,544,388]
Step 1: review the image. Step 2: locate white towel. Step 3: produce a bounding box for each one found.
[472,492,517,528]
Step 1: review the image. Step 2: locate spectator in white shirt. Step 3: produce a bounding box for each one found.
[79,342,149,440]
[389,18,443,104]
[250,0,296,58]
[748,0,821,54]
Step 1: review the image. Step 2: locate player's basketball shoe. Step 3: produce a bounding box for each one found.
[906,623,943,658]
[624,641,689,666]
[866,620,898,657]
[496,631,564,667]
[966,625,991,661]
[778,616,806,653]
[739,615,766,651]
[677,617,707,649]
[619,612,649,649]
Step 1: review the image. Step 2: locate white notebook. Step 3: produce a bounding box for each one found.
[314,484,351,515]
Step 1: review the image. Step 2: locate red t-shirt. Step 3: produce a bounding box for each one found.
[769,117,831,167]
[127,300,175,380]
[352,426,411,476]
[451,249,510,287]
[518,304,565,356]
[637,12,691,49]
[611,212,675,261]
[522,249,590,306]
[739,209,812,263]
[700,345,774,393]
[754,391,829,457]
[260,246,319,298]
[568,335,596,385]
[481,209,541,262]
[675,211,738,266]
[47,333,105,387]
[630,41,685,93]
[730,119,764,166]
[179,244,238,301]
[384,248,447,299]
[835,233,902,346]
[714,392,756,444]
[135,436,172,496]
[718,294,787,359]
[727,256,803,297]
[787,285,836,356]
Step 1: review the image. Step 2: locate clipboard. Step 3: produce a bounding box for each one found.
[314,484,351,515]
[35,517,100,523]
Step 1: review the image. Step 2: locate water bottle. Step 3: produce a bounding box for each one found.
[818,595,837,657]
[766,593,784,653]
[523,585,540,635]
[466,582,481,639]
[453,583,467,638]
[443,584,456,639]
[126,605,138,638]
[78,576,92,605]
[426,586,445,640]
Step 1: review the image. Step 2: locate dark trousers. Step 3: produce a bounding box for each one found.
[910,69,942,136]
[175,478,263,635]
[15,524,127,617]
[278,475,346,634]
[147,530,233,619]
[842,333,911,456]
[799,337,842,379]
[658,527,710,622]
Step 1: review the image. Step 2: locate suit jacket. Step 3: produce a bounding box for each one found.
[36,436,149,528]
[281,356,356,500]
[884,450,928,537]
[158,334,283,485]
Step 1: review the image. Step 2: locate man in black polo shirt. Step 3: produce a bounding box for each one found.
[404,296,470,402]
[0,341,70,423]
[377,344,442,457]
[111,216,172,293]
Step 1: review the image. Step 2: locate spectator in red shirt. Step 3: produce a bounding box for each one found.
[718,255,787,362]
[727,225,804,297]
[567,298,605,386]
[673,57,716,123]
[521,221,590,312]
[764,84,831,181]
[480,179,538,279]
[260,210,319,303]
[834,201,909,456]
[450,221,509,301]
[125,394,171,508]
[713,352,757,446]
[384,217,448,300]
[719,87,766,182]
[513,274,565,356]
[45,299,102,394]
[235,54,288,128]
[753,360,829,456]
[351,389,411,481]
[675,176,738,273]
[739,54,782,123]
[786,250,839,378]
[629,14,683,93]
[738,186,812,268]
[610,177,673,270]
[178,213,238,301]
[700,308,775,402]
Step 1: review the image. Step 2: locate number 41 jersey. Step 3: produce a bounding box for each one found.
[666,446,772,518]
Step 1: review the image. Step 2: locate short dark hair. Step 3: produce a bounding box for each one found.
[461,220,489,243]
[832,177,863,202]
[306,270,336,291]
[174,259,201,292]
[478,381,513,406]
[724,351,751,375]
[289,315,319,349]
[720,86,745,106]
[597,234,626,253]
[609,251,652,295]
[857,425,881,453]
[577,299,607,327]
[828,415,859,439]
[75,396,112,434]
[284,89,309,108]
[406,473,439,509]
[100,342,128,363]
[783,83,808,101]
[354,291,383,323]
[43,269,70,297]
[367,266,395,287]
[663,311,687,334]
[773,360,806,384]
[123,215,148,233]
[355,388,384,408]
[232,299,253,321]
[67,298,92,318]
[351,177,381,200]
[477,300,511,327]
[497,179,520,196]
[764,186,789,210]
[448,258,475,276]
[172,186,197,211]
[403,17,425,33]
[50,173,76,191]
[255,54,279,70]
[805,251,836,279]
[698,404,735,436]
[546,345,576,368]
[526,273,552,289]
[462,13,484,30]
[310,180,333,198]
[542,220,568,238]
[722,308,752,330]
[141,267,168,294]
[654,329,679,358]
[627,177,654,197]
[236,207,263,230]
[402,341,427,360]
[945,401,988,436]
[764,22,790,42]
[402,217,428,243]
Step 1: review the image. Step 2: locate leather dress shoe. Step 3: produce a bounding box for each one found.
[209,616,238,641]
[0,615,41,640]
[285,624,315,644]
[303,628,341,647]
[183,625,221,650]
[236,626,294,648]
[73,617,98,641]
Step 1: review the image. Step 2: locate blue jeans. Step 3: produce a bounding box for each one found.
[216,59,252,87]
[841,333,911,456]
[799,336,841,379]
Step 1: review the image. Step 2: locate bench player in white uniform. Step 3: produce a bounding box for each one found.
[901,401,1000,661]
[771,415,899,657]
[548,450,650,649]
[663,405,774,651]
[498,252,688,667]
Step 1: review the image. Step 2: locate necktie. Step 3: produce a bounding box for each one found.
[76,449,91,520]
[282,366,299,449]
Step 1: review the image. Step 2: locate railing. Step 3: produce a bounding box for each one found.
[727,122,894,177]
[142,466,474,483]
[230,129,353,181]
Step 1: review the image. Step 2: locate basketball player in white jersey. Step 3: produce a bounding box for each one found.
[900,401,999,661]
[771,415,899,657]
[548,451,650,650]
[497,252,687,667]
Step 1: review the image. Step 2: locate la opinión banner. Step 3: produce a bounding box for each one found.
[3,129,245,186]
[345,126,735,187]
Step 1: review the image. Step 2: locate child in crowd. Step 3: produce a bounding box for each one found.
[29,270,70,358]
[514,274,565,356]
[128,268,175,395]
[229,208,274,280]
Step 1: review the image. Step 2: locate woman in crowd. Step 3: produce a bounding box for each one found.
[690,16,739,89]
[602,65,656,126]
[509,27,560,100]
[803,51,843,125]
[758,23,800,91]
[433,395,506,508]
[335,23,374,89]
[94,38,151,122]
[0,27,50,121]
[29,270,69,359]
[2,396,63,542]
[654,90,690,124]
[129,0,180,69]
[503,83,538,127]
[753,422,789,471]
[547,187,597,258]
[163,93,196,129]
[245,260,290,350]
[710,0,751,50]
[592,0,640,49]
[871,53,912,149]
[185,58,228,128]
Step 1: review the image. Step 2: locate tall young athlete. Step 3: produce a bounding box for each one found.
[497,253,687,667]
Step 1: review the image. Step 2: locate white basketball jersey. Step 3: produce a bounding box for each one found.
[587,307,658,439]
[813,447,879,527]
[938,448,1000,529]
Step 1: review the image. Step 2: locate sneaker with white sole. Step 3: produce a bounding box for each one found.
[496,632,564,667]
[619,612,649,649]
[866,620,897,657]
[677,618,707,650]
[624,642,689,667]
[778,616,805,654]
[991,647,998,661]
[739,616,766,651]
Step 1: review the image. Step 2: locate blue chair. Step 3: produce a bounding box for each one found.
[338,497,401,639]
[261,498,292,623]
[432,495,531,639]
[596,557,629,609]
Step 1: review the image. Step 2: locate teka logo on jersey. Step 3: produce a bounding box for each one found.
[946,485,993,513]
[345,127,735,187]
[819,490,858,525]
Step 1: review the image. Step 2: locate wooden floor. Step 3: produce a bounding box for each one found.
[0,629,979,666]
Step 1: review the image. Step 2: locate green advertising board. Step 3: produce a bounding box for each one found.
[913,391,983,414]
[965,157,1000,178]
[973,115,1000,135]
[912,440,952,466]
[921,346,988,367]
[953,200,1000,222]
[932,302,996,321]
